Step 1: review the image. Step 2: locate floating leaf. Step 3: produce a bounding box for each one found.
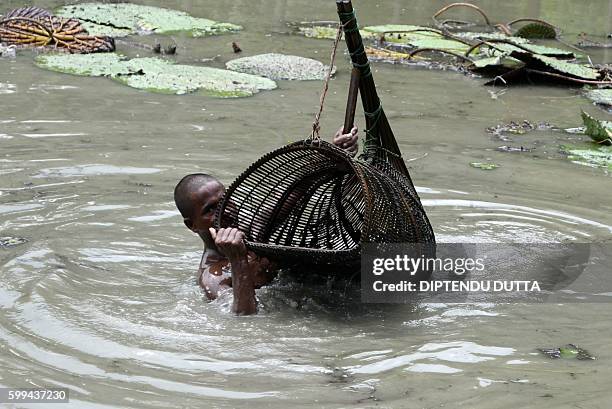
[364,46,411,62]
[514,23,557,39]
[36,53,277,97]
[585,88,612,110]
[561,144,612,168]
[363,24,433,34]
[226,53,334,81]
[56,3,241,37]
[539,344,596,360]
[581,110,612,144]
[78,22,132,38]
[364,25,470,53]
[470,162,499,170]
[456,31,529,44]
[295,25,344,40]
[0,236,28,248]
[469,55,523,75]
[484,43,575,59]
[510,51,600,80]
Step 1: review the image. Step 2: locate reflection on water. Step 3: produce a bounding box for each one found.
[1,0,612,407]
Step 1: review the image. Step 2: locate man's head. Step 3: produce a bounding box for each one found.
[174,174,225,235]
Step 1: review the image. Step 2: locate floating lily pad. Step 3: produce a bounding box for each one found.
[581,110,612,144]
[510,52,600,80]
[363,24,433,34]
[483,43,575,59]
[56,3,241,37]
[363,25,470,53]
[514,23,557,39]
[79,22,133,38]
[226,53,334,81]
[0,236,28,248]
[469,55,523,74]
[561,144,612,168]
[36,53,277,97]
[295,24,346,40]
[455,31,529,44]
[470,162,499,170]
[539,344,595,360]
[585,88,612,110]
[364,46,411,62]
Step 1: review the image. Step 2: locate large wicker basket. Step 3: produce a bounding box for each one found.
[214,0,435,267]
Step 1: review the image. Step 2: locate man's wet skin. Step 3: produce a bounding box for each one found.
[177,125,359,315]
[184,180,224,248]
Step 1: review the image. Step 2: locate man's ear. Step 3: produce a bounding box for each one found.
[183,218,195,232]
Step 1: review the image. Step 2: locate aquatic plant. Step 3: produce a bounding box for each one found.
[581,110,612,144]
[226,53,334,81]
[36,53,277,97]
[55,3,241,37]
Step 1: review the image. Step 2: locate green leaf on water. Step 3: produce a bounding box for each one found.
[456,31,529,44]
[514,23,557,39]
[469,55,523,73]
[296,25,344,40]
[78,21,133,38]
[486,43,575,59]
[364,25,470,53]
[561,144,612,169]
[580,110,612,144]
[35,53,277,97]
[363,24,434,34]
[510,52,600,80]
[56,3,241,37]
[226,53,334,81]
[470,162,499,170]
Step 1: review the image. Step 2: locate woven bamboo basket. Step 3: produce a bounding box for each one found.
[214,0,435,266]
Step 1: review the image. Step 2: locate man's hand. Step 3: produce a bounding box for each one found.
[333,125,358,157]
[209,227,247,261]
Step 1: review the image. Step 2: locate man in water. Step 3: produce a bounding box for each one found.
[174,126,359,315]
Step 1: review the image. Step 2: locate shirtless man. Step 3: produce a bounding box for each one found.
[174,126,359,315]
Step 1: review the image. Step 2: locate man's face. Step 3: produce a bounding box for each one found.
[184,180,225,235]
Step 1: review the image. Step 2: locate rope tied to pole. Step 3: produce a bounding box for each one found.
[310,14,357,141]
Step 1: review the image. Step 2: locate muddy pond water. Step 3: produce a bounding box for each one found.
[1,0,612,408]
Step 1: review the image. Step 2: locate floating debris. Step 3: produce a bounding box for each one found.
[585,88,612,112]
[486,120,552,138]
[0,236,28,248]
[0,44,16,57]
[470,162,499,170]
[226,53,334,81]
[576,34,612,48]
[539,344,596,360]
[581,110,612,144]
[56,3,241,37]
[36,53,277,96]
[496,145,533,153]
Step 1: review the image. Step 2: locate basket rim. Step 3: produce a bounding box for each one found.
[213,139,371,255]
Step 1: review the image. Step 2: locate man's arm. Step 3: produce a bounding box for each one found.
[210,227,258,315]
[199,260,231,300]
